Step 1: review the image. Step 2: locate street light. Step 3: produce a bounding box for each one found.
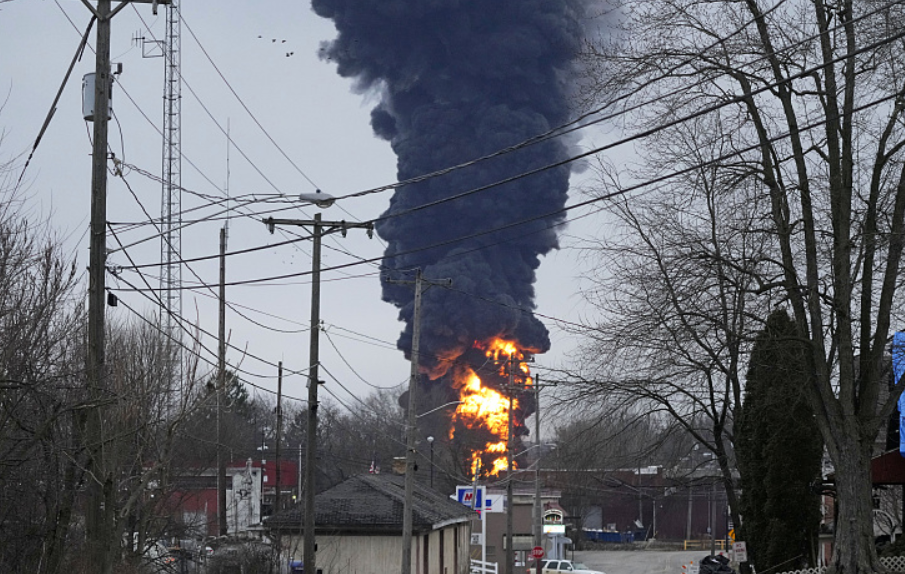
[298,190,335,209]
[427,436,435,488]
[263,194,372,574]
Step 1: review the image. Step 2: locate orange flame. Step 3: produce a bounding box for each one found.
[449,337,534,478]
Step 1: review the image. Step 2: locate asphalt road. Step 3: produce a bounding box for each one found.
[572,549,716,574]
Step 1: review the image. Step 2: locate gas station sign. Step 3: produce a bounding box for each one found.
[454,486,503,513]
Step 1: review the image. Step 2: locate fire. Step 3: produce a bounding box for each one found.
[450,337,534,478]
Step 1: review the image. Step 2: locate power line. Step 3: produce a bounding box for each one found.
[108,228,309,382]
[132,7,384,280]
[53,0,905,227]
[178,10,320,191]
[92,0,905,304]
[130,5,289,196]
[50,0,337,275]
[326,324,400,351]
[111,290,308,403]
[108,77,904,298]
[105,12,905,289]
[113,168,319,337]
[50,0,343,296]
[110,159,386,276]
[323,328,407,390]
[109,181,413,402]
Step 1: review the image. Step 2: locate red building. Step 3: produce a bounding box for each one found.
[164,459,299,538]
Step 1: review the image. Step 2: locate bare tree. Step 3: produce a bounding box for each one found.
[0,184,84,572]
[283,387,408,491]
[104,316,207,566]
[0,208,207,572]
[567,111,775,549]
[578,0,905,570]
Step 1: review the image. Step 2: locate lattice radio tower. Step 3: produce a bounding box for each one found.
[160,0,182,384]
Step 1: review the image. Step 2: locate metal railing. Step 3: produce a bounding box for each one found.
[683,539,728,551]
[470,559,499,574]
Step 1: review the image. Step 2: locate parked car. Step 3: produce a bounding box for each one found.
[527,559,606,574]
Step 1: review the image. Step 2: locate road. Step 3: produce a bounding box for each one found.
[572,549,716,574]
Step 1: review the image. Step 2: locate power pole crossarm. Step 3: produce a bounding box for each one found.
[263,217,374,238]
[79,0,170,21]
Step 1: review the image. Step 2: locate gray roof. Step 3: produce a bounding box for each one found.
[266,474,476,535]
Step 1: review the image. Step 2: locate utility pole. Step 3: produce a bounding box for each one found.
[401,269,423,574]
[638,463,643,535]
[710,479,717,556]
[687,482,693,541]
[218,225,228,536]
[82,2,167,572]
[533,375,543,574]
[506,353,515,574]
[264,213,372,574]
[392,270,451,574]
[275,361,284,515]
[85,2,112,570]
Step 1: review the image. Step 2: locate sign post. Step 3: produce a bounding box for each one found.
[732,541,748,563]
[531,546,545,574]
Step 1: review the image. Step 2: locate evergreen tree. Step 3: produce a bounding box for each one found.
[736,309,823,571]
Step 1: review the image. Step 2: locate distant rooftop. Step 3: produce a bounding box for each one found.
[266,474,475,535]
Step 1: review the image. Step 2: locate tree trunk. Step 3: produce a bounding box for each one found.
[43,454,79,574]
[828,436,880,574]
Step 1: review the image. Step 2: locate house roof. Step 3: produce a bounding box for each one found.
[266,474,475,535]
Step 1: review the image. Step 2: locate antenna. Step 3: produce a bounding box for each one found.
[136,29,164,58]
[225,118,231,236]
[160,0,182,387]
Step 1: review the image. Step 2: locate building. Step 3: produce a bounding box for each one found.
[166,458,298,538]
[267,473,474,574]
[541,466,731,544]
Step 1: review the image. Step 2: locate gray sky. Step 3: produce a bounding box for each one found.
[0,0,598,414]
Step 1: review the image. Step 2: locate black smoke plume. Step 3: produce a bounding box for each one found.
[313,0,586,463]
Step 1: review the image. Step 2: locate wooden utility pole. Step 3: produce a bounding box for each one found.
[306,215,323,574]
[85,2,112,570]
[401,269,423,574]
[275,361,284,515]
[218,225,228,535]
[534,376,543,574]
[506,354,515,574]
[393,271,451,574]
[83,2,169,571]
[264,214,372,574]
